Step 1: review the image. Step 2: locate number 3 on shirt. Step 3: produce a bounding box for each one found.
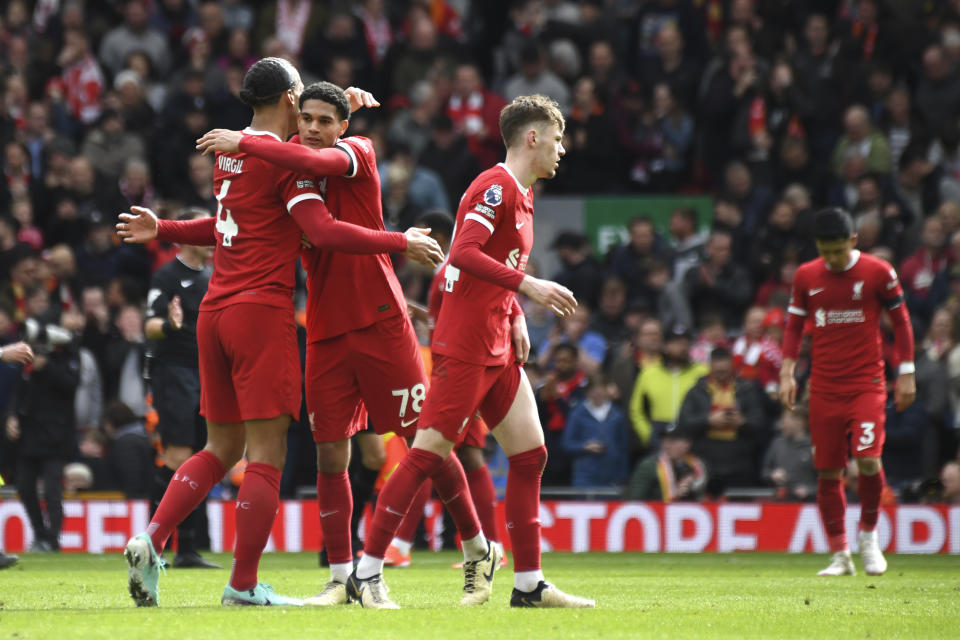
[215,179,239,246]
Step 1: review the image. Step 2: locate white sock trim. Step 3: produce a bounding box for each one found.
[514,570,544,592]
[356,554,384,580]
[389,537,413,556]
[330,562,352,584]
[462,533,488,561]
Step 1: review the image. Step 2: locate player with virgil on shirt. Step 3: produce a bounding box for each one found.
[116,58,441,607]
[195,80,448,605]
[780,207,915,577]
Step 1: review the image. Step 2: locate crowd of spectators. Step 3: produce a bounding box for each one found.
[0,0,959,513]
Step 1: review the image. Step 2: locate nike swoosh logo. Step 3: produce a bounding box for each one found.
[385,506,404,516]
[856,444,873,451]
[809,288,824,296]
[319,510,338,518]
[484,563,495,583]
[400,417,418,428]
[515,221,525,229]
[181,280,194,288]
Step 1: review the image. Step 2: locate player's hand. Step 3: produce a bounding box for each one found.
[116,206,159,244]
[403,227,444,267]
[406,299,429,323]
[344,87,380,112]
[300,232,313,250]
[196,128,243,155]
[894,372,916,411]
[511,313,530,364]
[1,341,33,364]
[518,276,577,318]
[779,372,797,411]
[6,416,19,441]
[167,296,183,331]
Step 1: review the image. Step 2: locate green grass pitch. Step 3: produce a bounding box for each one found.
[1,552,958,639]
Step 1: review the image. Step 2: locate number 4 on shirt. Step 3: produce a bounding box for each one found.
[215,178,239,246]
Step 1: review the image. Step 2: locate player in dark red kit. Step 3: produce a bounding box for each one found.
[780,207,916,577]
[194,81,454,606]
[116,59,441,607]
[349,95,595,609]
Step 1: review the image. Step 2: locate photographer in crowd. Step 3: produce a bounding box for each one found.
[5,286,79,552]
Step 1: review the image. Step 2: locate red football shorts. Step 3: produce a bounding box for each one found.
[458,415,489,449]
[418,354,521,445]
[305,313,427,442]
[808,389,886,470]
[197,304,301,423]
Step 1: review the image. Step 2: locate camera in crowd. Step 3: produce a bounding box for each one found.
[22,317,74,354]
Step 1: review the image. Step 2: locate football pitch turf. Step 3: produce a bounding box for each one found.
[1,552,957,639]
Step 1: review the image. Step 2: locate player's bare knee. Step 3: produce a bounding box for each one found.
[412,427,456,458]
[856,457,882,476]
[458,446,485,471]
[316,440,350,473]
[357,433,386,470]
[817,468,843,480]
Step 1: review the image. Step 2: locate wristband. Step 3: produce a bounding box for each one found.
[898,361,915,375]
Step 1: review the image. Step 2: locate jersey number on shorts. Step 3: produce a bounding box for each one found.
[858,422,876,449]
[215,178,239,247]
[392,383,426,418]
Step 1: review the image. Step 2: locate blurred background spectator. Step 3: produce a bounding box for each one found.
[0,0,956,511]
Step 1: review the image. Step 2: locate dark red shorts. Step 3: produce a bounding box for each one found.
[197,304,301,423]
[305,313,427,442]
[808,389,886,470]
[418,354,521,445]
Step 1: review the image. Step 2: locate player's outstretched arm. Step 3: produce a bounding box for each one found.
[117,206,217,246]
[290,196,409,255]
[196,131,353,177]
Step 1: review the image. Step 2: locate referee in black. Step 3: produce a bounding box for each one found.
[144,207,218,568]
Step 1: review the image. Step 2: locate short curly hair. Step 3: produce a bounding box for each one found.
[299,81,351,122]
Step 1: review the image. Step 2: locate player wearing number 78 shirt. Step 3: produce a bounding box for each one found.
[349,95,595,609]
[195,81,460,606]
[780,207,916,578]
[115,58,442,608]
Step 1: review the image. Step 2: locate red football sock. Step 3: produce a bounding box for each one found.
[363,448,443,559]
[229,463,282,591]
[318,471,353,565]
[147,450,225,552]
[817,477,848,552]
[858,469,885,532]
[430,454,481,541]
[395,480,432,543]
[506,447,547,572]
[466,464,499,542]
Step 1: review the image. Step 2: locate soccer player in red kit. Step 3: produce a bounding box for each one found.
[382,211,508,572]
[115,59,441,607]
[349,95,595,609]
[780,207,916,577]
[195,81,464,606]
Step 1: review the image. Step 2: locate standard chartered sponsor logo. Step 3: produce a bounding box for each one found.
[825,309,865,324]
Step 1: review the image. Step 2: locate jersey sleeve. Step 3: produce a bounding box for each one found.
[239,135,351,177]
[876,262,906,310]
[787,268,808,318]
[459,181,506,237]
[337,137,377,179]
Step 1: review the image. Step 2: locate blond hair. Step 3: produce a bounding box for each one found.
[499,94,565,149]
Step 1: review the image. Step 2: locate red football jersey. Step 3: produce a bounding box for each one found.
[787,250,904,393]
[204,128,324,311]
[432,164,533,366]
[427,266,445,332]
[301,136,407,341]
